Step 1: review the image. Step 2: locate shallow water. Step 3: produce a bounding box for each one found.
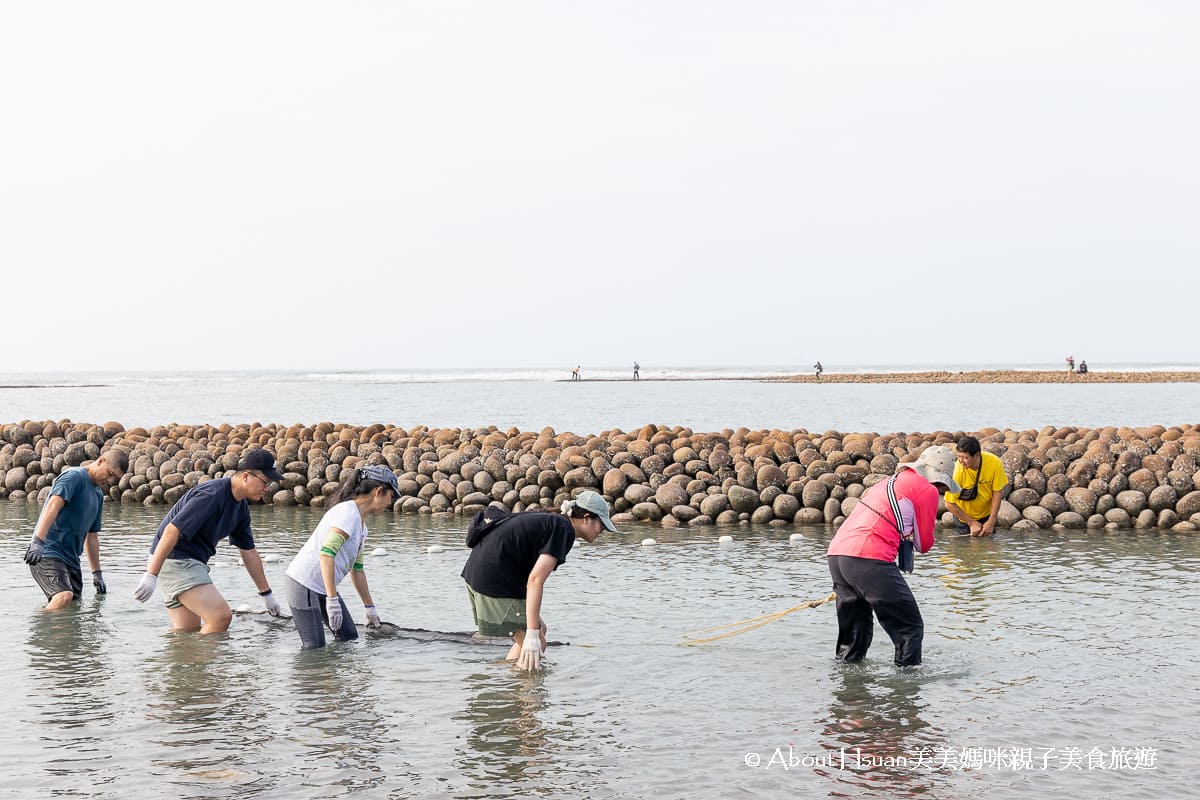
[1,368,1198,431]
[2,501,1196,798]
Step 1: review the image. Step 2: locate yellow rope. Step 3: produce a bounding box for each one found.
[680,592,837,645]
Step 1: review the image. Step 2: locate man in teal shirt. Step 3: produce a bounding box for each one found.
[24,450,128,610]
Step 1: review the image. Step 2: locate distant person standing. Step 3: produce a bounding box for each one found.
[24,451,128,610]
[1078,360,1088,375]
[633,362,640,381]
[133,449,285,633]
[813,361,823,380]
[1065,355,1075,373]
[944,436,1009,537]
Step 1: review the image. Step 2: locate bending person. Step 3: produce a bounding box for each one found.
[461,491,619,672]
[944,436,1009,537]
[133,449,284,633]
[825,445,959,666]
[283,466,400,649]
[25,451,128,609]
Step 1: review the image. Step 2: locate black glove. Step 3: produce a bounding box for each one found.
[24,538,45,565]
[93,571,107,594]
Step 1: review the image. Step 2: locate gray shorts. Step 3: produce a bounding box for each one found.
[31,557,83,601]
[159,558,213,609]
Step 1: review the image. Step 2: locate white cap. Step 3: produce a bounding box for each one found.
[898,445,961,493]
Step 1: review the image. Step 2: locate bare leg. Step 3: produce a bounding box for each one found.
[42,591,75,611]
[173,584,233,634]
[506,621,548,661]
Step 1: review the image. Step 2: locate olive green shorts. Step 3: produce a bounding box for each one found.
[465,585,526,637]
[159,558,214,609]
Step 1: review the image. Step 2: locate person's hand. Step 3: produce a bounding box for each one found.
[981,519,996,537]
[364,604,381,628]
[261,589,281,616]
[24,537,45,565]
[969,520,984,537]
[133,572,158,603]
[93,571,107,595]
[325,597,343,632]
[517,629,544,672]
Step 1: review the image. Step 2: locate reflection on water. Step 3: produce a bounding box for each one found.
[454,670,549,789]
[817,664,944,795]
[24,602,118,790]
[142,632,272,795]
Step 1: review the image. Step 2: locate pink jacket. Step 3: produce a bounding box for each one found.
[826,468,938,562]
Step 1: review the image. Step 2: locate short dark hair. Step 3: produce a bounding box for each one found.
[956,436,981,457]
[103,449,129,473]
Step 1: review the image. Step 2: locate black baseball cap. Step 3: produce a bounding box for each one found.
[237,449,284,481]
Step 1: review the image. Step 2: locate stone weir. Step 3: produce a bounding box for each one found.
[2,421,1200,533]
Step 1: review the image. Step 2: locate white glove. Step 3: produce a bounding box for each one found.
[517,628,544,672]
[364,604,381,628]
[261,589,281,616]
[325,596,343,632]
[133,572,158,603]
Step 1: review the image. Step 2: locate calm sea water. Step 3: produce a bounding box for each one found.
[3,367,1199,797]
[1,366,1198,431]
[1,502,1196,799]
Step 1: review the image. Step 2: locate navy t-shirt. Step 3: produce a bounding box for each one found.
[461,512,575,599]
[42,468,104,571]
[149,478,254,563]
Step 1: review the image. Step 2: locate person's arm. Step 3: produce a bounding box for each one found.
[240,548,272,594]
[147,524,182,576]
[981,489,1004,536]
[33,496,66,542]
[349,569,373,606]
[242,547,282,614]
[945,499,983,535]
[523,553,558,633]
[318,526,351,598]
[517,553,558,671]
[84,531,101,573]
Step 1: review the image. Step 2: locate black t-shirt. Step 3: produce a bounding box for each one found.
[149,478,254,563]
[461,512,575,599]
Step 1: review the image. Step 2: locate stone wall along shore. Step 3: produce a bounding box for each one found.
[2,420,1200,533]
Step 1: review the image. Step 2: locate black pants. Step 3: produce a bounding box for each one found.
[954,514,989,535]
[827,555,924,666]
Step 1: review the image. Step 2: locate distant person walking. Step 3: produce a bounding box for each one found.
[1065,355,1075,373]
[24,451,128,610]
[571,366,581,381]
[813,361,823,380]
[633,362,640,381]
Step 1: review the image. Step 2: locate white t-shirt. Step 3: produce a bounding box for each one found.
[285,500,368,595]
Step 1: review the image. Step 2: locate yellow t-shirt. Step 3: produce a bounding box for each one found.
[946,451,1009,520]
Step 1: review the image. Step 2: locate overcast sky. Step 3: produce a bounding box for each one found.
[2,2,1195,372]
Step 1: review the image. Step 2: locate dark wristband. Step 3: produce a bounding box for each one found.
[259,589,273,596]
